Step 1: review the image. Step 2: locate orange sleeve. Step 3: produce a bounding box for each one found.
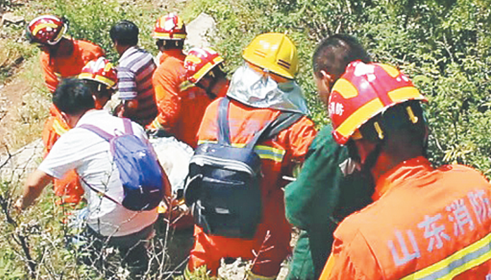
[153,60,184,130]
[40,54,58,93]
[284,116,317,160]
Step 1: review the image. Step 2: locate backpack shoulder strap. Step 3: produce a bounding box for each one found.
[122,118,134,135]
[80,118,134,141]
[217,97,231,145]
[262,112,304,140]
[245,112,304,149]
[78,124,114,142]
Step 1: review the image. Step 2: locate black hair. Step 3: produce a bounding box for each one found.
[312,34,371,79]
[359,100,428,155]
[156,39,184,50]
[53,78,95,115]
[110,20,139,46]
[347,101,427,177]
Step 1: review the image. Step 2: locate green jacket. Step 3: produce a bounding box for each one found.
[284,125,374,280]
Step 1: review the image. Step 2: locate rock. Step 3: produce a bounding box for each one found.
[186,13,217,48]
[1,13,25,26]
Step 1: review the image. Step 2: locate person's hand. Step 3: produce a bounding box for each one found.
[159,196,190,225]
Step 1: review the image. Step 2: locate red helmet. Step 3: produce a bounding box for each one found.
[152,13,186,40]
[26,15,67,45]
[78,57,117,89]
[329,61,427,145]
[184,47,224,84]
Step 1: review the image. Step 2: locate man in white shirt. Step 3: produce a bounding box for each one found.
[15,78,166,277]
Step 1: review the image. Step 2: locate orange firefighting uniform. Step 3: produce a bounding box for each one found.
[320,156,491,279]
[41,39,104,204]
[188,97,317,277]
[148,49,227,148]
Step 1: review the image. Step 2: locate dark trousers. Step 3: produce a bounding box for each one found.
[77,224,154,279]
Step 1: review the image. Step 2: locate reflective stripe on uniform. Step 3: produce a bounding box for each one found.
[247,271,276,280]
[402,232,491,280]
[53,118,68,136]
[197,140,285,162]
[150,118,164,130]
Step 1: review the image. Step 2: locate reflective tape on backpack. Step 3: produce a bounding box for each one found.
[197,140,286,162]
[401,232,491,280]
[254,145,285,162]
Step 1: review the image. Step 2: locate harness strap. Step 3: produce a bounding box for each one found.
[79,176,123,207]
[217,97,231,145]
[79,118,134,142]
[122,118,133,135]
[78,124,113,142]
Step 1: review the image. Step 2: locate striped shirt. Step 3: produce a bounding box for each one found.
[117,46,158,126]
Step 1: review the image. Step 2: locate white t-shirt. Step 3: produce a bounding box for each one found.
[39,110,158,237]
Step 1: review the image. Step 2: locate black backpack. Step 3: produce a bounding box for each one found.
[184,97,302,238]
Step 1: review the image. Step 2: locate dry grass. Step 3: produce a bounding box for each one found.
[2,55,50,150]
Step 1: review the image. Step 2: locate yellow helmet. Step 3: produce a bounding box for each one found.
[242,33,298,79]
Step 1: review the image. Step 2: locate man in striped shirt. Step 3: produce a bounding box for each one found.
[110,20,158,126]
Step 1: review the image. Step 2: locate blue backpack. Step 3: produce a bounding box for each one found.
[80,118,164,211]
[184,97,302,238]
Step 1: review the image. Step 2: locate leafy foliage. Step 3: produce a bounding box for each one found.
[1,0,491,278]
[184,0,491,176]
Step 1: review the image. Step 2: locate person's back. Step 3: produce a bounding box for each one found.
[327,159,491,279]
[27,15,104,93]
[187,33,317,279]
[27,15,104,205]
[116,46,157,126]
[285,34,374,280]
[41,109,158,235]
[16,79,162,277]
[148,16,226,148]
[40,39,104,92]
[156,47,228,148]
[111,20,158,126]
[320,61,491,279]
[189,96,316,276]
[150,49,190,140]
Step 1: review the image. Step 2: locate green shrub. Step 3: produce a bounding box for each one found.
[182,0,491,176]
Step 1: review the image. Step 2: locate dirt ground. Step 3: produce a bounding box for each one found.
[0,74,31,143]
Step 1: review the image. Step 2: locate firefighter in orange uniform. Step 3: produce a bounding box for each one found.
[320,61,491,279]
[148,14,225,148]
[178,47,228,147]
[160,47,229,229]
[186,33,317,279]
[26,15,104,204]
